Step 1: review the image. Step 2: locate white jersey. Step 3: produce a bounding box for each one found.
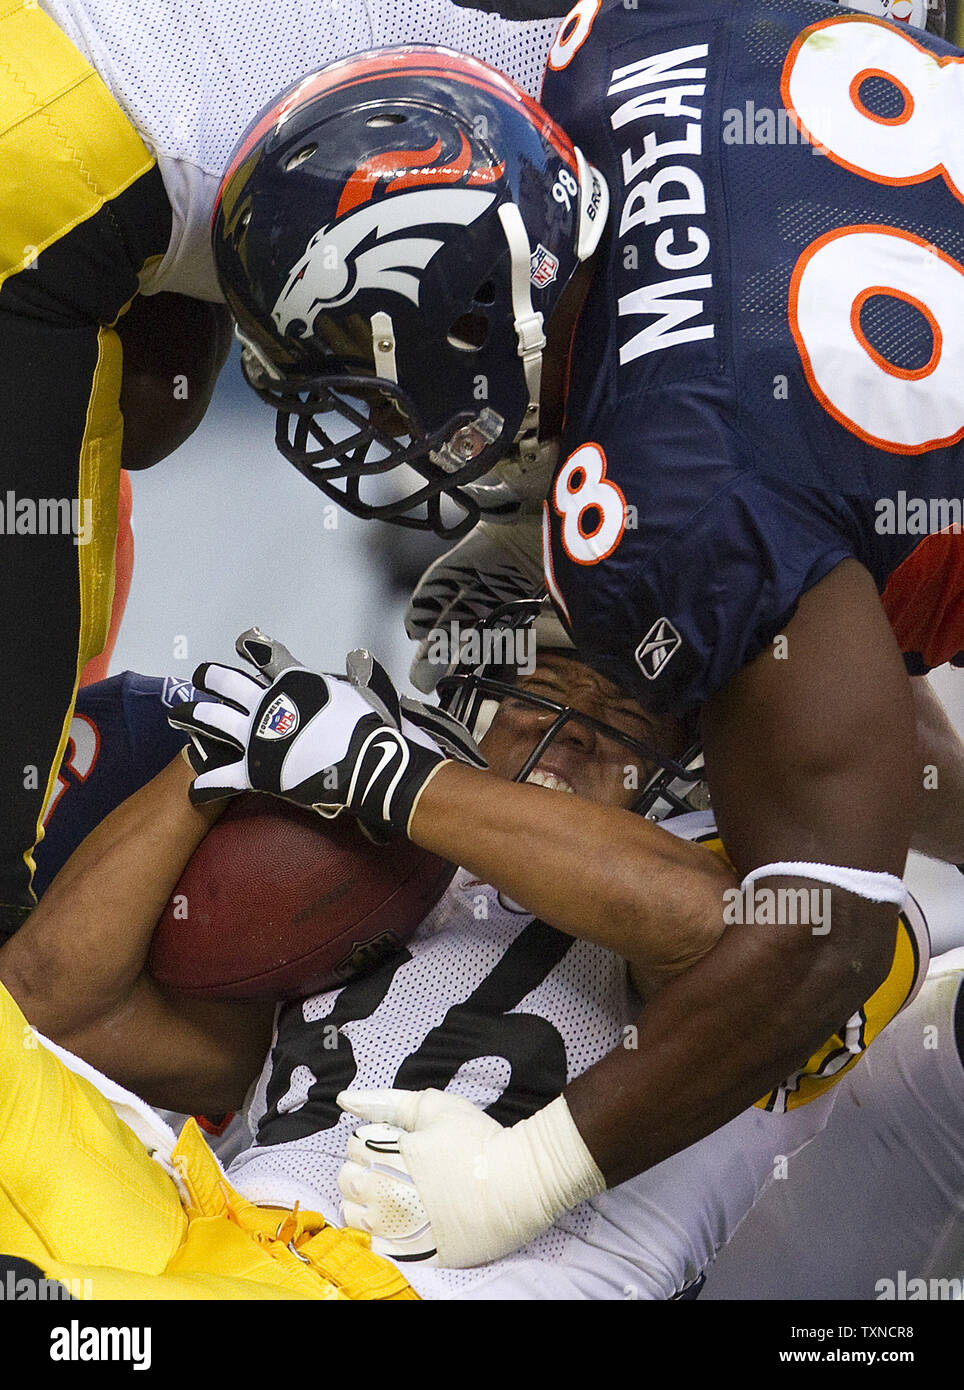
[38,0,564,301]
[703,946,964,1301]
[225,810,928,1300]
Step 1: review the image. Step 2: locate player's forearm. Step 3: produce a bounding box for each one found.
[0,754,222,1036]
[410,760,734,983]
[567,564,911,1183]
[910,676,964,861]
[564,888,896,1184]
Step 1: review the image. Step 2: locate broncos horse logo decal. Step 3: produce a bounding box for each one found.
[272,135,503,336]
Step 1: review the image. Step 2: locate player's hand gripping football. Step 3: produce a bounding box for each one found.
[169,629,484,836]
[336,1088,606,1268]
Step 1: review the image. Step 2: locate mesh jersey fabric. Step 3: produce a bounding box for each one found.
[39,0,566,300]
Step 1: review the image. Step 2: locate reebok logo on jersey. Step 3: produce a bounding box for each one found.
[635,618,681,680]
[257,694,300,740]
[160,676,197,709]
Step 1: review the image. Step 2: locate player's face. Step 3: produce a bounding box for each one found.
[479,651,679,809]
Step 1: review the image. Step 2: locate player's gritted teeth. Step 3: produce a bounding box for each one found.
[525,767,575,794]
[477,652,665,809]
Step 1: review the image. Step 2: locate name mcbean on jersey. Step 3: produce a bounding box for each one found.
[611,42,713,366]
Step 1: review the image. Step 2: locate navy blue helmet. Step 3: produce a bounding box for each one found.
[213,45,607,537]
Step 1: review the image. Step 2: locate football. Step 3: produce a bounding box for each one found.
[148,793,454,1001]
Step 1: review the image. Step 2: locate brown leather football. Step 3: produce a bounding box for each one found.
[148,793,453,1000]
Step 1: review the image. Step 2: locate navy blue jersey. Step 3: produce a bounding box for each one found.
[540,0,964,712]
[34,673,196,897]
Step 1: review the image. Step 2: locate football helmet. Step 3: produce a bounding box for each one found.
[437,598,707,820]
[213,46,608,539]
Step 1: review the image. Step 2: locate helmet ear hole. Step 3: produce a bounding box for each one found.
[474,281,496,306]
[285,144,317,171]
[447,312,489,351]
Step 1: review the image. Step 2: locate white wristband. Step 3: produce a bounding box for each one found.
[517,1094,608,1225]
[429,1094,606,1266]
[740,861,906,906]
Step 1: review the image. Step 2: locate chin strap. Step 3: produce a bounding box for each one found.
[237,325,284,383]
[497,201,545,449]
[370,311,398,384]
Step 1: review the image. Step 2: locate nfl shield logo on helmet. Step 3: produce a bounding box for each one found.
[530,244,559,288]
[635,618,681,680]
[258,694,300,740]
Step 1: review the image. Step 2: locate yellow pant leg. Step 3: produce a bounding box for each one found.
[0,980,187,1272]
[2,1116,418,1299]
[0,989,416,1299]
[162,1121,418,1300]
[6,1253,341,1302]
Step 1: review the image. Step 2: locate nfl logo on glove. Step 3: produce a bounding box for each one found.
[258,696,300,740]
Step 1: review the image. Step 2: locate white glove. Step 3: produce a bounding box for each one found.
[336,1088,606,1268]
[405,518,545,694]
